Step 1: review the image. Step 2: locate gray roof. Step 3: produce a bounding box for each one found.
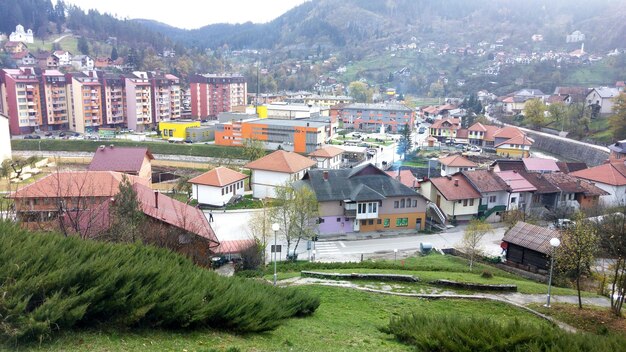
[609,140,626,154]
[590,87,619,99]
[262,118,327,128]
[299,164,418,202]
[503,221,560,255]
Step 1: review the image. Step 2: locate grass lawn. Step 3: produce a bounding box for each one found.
[226,194,266,210]
[531,303,626,336]
[26,285,552,352]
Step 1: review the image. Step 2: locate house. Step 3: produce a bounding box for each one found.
[88,145,154,181]
[495,134,534,158]
[0,113,11,162]
[309,146,344,169]
[419,173,481,222]
[570,160,626,207]
[462,170,510,222]
[438,154,477,176]
[95,57,112,69]
[53,50,72,66]
[608,140,626,161]
[585,87,620,116]
[503,221,560,272]
[521,158,560,173]
[189,167,247,207]
[553,87,589,104]
[11,51,36,66]
[3,41,27,54]
[496,170,537,213]
[566,30,585,43]
[299,164,427,235]
[541,172,608,211]
[9,25,34,44]
[159,120,201,140]
[500,89,545,115]
[429,118,461,142]
[386,169,419,190]
[244,150,316,198]
[9,171,219,266]
[34,51,59,69]
[71,55,94,70]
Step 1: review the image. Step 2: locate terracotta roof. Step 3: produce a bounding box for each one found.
[430,118,461,130]
[468,122,487,132]
[385,169,419,189]
[188,167,247,187]
[522,172,560,194]
[571,161,626,186]
[484,125,500,141]
[438,154,477,167]
[522,158,560,172]
[429,174,481,201]
[462,170,509,193]
[556,162,588,174]
[495,134,534,147]
[88,146,153,173]
[496,170,537,192]
[308,145,344,158]
[244,150,315,173]
[541,172,608,196]
[215,239,257,255]
[493,126,524,139]
[503,221,560,255]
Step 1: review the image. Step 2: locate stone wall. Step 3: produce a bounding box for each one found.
[525,130,609,166]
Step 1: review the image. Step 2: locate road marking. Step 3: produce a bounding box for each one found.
[339,241,346,248]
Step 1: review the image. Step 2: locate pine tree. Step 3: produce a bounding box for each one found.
[110,175,145,243]
[110,46,118,61]
[396,123,413,159]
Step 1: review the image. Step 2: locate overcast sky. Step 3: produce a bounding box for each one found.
[60,0,309,29]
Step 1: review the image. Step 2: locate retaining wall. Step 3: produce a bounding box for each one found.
[522,130,610,167]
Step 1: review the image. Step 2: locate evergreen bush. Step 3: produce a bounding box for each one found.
[0,222,319,343]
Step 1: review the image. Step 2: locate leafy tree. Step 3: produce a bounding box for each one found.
[242,138,266,161]
[548,102,567,131]
[348,81,373,103]
[109,175,145,243]
[556,212,598,309]
[523,99,546,129]
[247,199,272,264]
[110,46,118,61]
[462,219,492,271]
[609,93,626,140]
[597,210,626,316]
[77,36,89,55]
[396,123,412,159]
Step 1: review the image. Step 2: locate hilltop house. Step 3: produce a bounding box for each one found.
[245,150,316,198]
[299,164,427,235]
[189,167,247,207]
[88,146,154,181]
[586,87,620,116]
[53,51,72,66]
[501,89,546,115]
[419,173,481,222]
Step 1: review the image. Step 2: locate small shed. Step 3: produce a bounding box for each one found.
[502,221,560,272]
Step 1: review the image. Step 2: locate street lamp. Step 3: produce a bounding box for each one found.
[545,237,561,308]
[394,249,398,263]
[272,223,280,286]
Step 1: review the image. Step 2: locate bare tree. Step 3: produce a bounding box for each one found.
[247,198,271,264]
[598,209,626,316]
[242,138,266,161]
[462,219,492,271]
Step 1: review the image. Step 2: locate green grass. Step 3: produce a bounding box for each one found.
[26,285,552,352]
[12,139,249,159]
[226,194,266,210]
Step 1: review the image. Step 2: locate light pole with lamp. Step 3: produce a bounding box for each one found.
[272,223,280,286]
[545,237,561,307]
[394,249,398,264]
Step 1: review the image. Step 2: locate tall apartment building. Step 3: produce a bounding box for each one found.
[67,71,103,133]
[190,74,247,119]
[150,72,181,123]
[336,103,415,133]
[98,72,126,128]
[40,69,70,131]
[125,71,152,132]
[0,67,43,135]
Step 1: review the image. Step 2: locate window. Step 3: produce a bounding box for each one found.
[511,197,517,204]
[377,219,382,224]
[489,195,496,203]
[400,199,405,208]
[384,219,390,227]
[470,199,474,206]
[336,218,341,222]
[361,220,367,225]
[412,200,417,207]
[463,199,468,206]
[396,218,409,227]
[368,219,374,225]
[394,201,399,208]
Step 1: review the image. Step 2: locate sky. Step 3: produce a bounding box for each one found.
[60,0,309,29]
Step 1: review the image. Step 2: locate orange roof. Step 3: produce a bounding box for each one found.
[438,155,477,167]
[493,126,524,139]
[571,162,626,186]
[430,118,461,130]
[189,167,247,187]
[484,125,500,141]
[495,134,534,147]
[468,122,487,132]
[244,150,316,173]
[385,169,419,188]
[429,174,481,201]
[309,146,344,158]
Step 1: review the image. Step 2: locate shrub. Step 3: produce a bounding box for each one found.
[383,312,626,352]
[0,222,319,343]
[481,270,494,278]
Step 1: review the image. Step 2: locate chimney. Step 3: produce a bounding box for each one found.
[154,190,159,209]
[454,179,459,186]
[323,171,329,181]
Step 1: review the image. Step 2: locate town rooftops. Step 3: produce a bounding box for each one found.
[493,126,525,139]
[438,154,477,168]
[556,162,588,174]
[385,169,419,189]
[428,174,481,201]
[468,122,487,132]
[244,150,316,173]
[309,145,344,158]
[522,158,560,172]
[462,170,509,193]
[608,140,626,154]
[590,87,619,99]
[343,102,413,112]
[496,170,537,192]
[503,221,560,255]
[88,146,153,173]
[541,172,609,196]
[430,118,461,130]
[188,167,247,187]
[300,164,418,202]
[571,161,626,186]
[495,134,534,147]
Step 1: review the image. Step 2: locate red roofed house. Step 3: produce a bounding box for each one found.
[88,145,154,181]
[495,134,534,158]
[189,166,247,207]
[496,170,537,212]
[571,160,626,207]
[419,173,481,222]
[245,150,316,198]
[428,118,461,142]
[386,169,419,190]
[309,145,344,169]
[438,154,477,176]
[9,171,219,266]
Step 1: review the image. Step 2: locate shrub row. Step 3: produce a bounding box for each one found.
[383,312,626,352]
[0,222,319,343]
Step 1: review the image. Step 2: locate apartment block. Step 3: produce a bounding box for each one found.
[125,71,152,132]
[0,67,43,135]
[190,74,247,119]
[336,103,414,133]
[67,71,103,133]
[150,72,181,123]
[40,69,70,131]
[98,72,126,127]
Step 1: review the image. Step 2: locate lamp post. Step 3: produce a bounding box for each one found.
[394,249,398,264]
[272,223,280,286]
[545,237,561,308]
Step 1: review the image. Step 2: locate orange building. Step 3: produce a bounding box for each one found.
[0,67,43,135]
[67,71,103,133]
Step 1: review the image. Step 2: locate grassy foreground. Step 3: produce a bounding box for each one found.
[24,285,552,352]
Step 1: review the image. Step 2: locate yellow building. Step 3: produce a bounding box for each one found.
[495,135,533,158]
[159,120,200,140]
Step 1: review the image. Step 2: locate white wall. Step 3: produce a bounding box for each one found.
[595,183,626,207]
[193,181,245,206]
[0,115,11,162]
[252,169,302,198]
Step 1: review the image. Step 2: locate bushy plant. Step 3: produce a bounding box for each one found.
[0,222,319,343]
[383,312,626,352]
[481,270,494,278]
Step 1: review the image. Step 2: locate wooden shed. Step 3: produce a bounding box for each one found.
[502,221,560,273]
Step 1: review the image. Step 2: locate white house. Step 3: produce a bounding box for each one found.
[188,167,247,207]
[53,51,72,66]
[245,150,316,198]
[308,145,344,169]
[571,161,626,207]
[496,170,537,213]
[586,87,620,115]
[438,154,477,177]
[0,113,11,162]
[462,170,511,222]
[71,55,94,70]
[9,24,34,44]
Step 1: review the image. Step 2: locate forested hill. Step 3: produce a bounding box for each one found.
[138,0,626,53]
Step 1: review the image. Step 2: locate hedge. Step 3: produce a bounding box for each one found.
[0,222,319,343]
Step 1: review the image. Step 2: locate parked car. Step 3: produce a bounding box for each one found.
[184,138,193,144]
[58,132,66,137]
[469,146,482,153]
[418,127,426,134]
[24,134,41,139]
[44,131,52,137]
[211,256,227,268]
